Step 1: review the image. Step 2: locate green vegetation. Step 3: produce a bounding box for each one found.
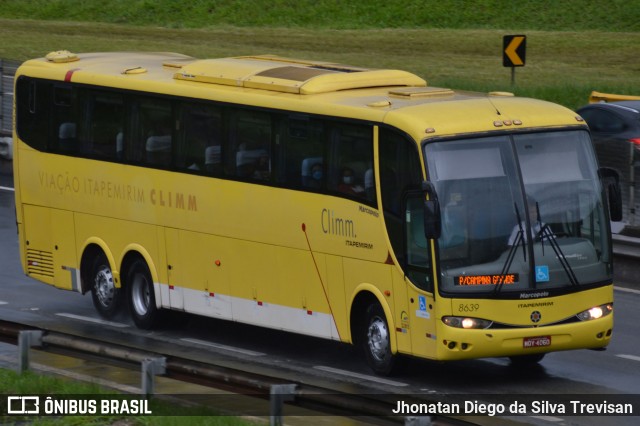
[0,2,637,105]
[0,368,252,425]
[1,17,637,109]
[0,0,639,31]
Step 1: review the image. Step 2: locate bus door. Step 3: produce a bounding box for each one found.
[378,126,437,357]
[403,195,438,358]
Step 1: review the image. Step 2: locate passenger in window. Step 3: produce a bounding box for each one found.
[253,152,271,180]
[338,167,365,196]
[307,163,324,189]
[186,133,207,171]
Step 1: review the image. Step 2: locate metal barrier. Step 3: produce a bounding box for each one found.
[0,59,19,137]
[3,321,443,424]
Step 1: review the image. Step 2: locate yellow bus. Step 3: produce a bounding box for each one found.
[13,50,621,374]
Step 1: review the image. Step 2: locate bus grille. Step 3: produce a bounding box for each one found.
[26,249,54,279]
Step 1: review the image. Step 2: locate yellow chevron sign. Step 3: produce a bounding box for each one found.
[503,35,526,67]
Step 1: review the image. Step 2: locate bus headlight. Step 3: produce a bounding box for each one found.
[442,316,493,329]
[576,303,613,321]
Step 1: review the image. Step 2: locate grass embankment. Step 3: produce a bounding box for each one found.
[0,368,253,425]
[0,1,639,109]
[0,0,639,32]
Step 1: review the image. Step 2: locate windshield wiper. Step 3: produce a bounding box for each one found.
[533,202,579,286]
[536,202,546,256]
[537,223,579,286]
[495,204,526,294]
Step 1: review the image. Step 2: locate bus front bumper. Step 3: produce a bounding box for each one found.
[434,316,613,361]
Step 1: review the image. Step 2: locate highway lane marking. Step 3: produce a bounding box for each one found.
[616,354,640,362]
[0,301,7,305]
[56,313,129,328]
[313,365,408,387]
[181,338,265,356]
[529,415,564,422]
[0,186,14,192]
[614,286,640,295]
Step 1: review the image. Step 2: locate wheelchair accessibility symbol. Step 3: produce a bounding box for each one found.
[418,295,427,311]
[416,295,430,319]
[535,265,549,283]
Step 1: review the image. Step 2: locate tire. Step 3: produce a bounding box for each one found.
[90,253,122,318]
[127,259,160,329]
[509,353,545,367]
[362,303,397,375]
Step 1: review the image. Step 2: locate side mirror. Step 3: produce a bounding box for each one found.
[421,181,441,239]
[424,198,441,240]
[599,167,622,222]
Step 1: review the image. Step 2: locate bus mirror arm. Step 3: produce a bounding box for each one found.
[422,181,442,240]
[598,167,622,222]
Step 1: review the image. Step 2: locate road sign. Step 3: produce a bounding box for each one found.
[503,35,526,67]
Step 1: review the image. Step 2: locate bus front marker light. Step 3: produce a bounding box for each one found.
[443,316,492,329]
[589,307,603,319]
[461,318,475,329]
[576,304,612,321]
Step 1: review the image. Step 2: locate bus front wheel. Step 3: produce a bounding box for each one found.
[362,303,397,375]
[127,259,159,329]
[90,253,122,319]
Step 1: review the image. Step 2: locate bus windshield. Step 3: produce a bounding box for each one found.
[424,130,612,296]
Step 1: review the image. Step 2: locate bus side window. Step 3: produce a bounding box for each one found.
[130,98,173,167]
[177,103,222,174]
[328,123,373,202]
[277,116,325,190]
[52,85,78,154]
[228,109,272,181]
[16,78,49,152]
[80,91,124,160]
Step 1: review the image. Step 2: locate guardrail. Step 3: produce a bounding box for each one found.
[613,234,640,259]
[0,59,19,137]
[1,319,471,426]
[612,234,640,286]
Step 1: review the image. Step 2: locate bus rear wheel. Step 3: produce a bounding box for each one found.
[90,253,122,319]
[362,303,397,375]
[127,259,160,329]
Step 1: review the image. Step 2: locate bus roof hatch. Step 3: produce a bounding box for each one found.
[173,55,426,94]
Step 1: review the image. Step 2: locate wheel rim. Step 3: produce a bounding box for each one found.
[367,316,390,362]
[94,265,115,308]
[131,272,151,316]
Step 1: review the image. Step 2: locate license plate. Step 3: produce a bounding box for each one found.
[523,336,551,348]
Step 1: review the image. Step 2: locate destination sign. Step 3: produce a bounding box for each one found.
[455,274,519,286]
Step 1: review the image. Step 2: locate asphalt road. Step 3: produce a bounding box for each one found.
[1,164,639,425]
